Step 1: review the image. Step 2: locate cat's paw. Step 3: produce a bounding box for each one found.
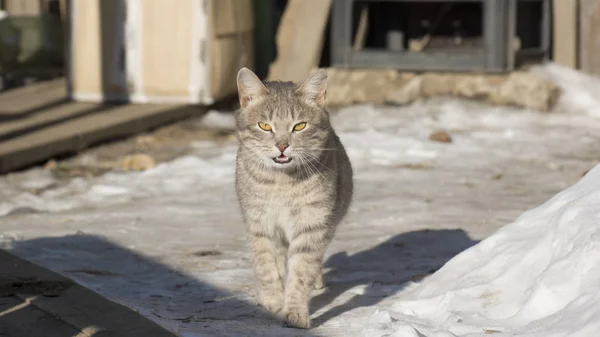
[258,291,284,314]
[282,307,311,329]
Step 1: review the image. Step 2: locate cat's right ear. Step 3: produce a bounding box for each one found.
[237,68,268,109]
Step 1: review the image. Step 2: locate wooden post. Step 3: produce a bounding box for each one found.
[580,0,600,75]
[553,0,579,68]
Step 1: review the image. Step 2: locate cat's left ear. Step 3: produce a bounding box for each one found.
[296,69,328,108]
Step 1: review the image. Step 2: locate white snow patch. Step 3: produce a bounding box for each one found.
[0,152,237,216]
[363,164,600,337]
[532,63,600,118]
[196,109,236,131]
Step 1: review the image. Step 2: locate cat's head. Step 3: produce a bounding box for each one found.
[235,67,331,170]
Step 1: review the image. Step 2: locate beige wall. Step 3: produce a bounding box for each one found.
[140,0,195,99]
[69,0,254,104]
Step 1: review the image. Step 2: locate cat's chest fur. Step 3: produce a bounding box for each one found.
[237,166,334,239]
[261,186,299,239]
[265,178,326,215]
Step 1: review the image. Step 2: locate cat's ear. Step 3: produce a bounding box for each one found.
[296,69,328,108]
[237,67,268,109]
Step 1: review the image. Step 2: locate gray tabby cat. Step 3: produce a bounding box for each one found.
[234,67,353,328]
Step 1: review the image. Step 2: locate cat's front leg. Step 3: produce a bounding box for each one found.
[282,226,332,329]
[314,270,325,290]
[249,230,286,314]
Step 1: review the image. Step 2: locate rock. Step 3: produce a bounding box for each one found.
[429,130,452,143]
[393,161,433,170]
[44,159,58,170]
[135,135,156,146]
[394,72,561,112]
[121,154,155,171]
[326,69,417,106]
[325,68,561,112]
[191,250,222,257]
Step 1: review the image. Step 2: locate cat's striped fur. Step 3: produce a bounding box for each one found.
[235,68,353,328]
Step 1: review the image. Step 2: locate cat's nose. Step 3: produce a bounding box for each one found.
[276,143,288,153]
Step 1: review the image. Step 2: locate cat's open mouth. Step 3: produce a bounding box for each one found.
[273,155,292,164]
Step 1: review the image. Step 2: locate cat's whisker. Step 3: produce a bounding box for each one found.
[295,147,343,151]
[301,155,318,177]
[297,155,312,179]
[298,154,328,188]
[300,152,335,174]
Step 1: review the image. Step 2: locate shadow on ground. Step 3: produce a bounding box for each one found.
[4,229,477,334]
[311,229,478,327]
[7,234,316,337]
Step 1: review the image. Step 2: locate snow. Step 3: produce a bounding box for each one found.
[195,109,237,131]
[357,164,600,336]
[532,63,600,118]
[1,63,600,336]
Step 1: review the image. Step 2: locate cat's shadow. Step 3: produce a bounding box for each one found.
[310,229,478,327]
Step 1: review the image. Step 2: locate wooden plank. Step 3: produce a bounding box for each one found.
[0,249,179,337]
[0,102,204,173]
[0,102,100,141]
[0,296,80,337]
[0,78,67,117]
[0,79,65,102]
[0,77,99,145]
[553,0,579,68]
[267,0,332,82]
[580,0,600,75]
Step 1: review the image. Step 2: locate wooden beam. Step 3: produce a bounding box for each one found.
[553,0,579,68]
[0,103,205,173]
[0,78,67,118]
[267,0,332,82]
[580,0,600,75]
[0,78,207,173]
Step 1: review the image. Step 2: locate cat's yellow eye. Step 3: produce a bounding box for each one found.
[258,122,272,131]
[293,122,307,132]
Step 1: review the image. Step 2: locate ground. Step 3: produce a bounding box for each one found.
[0,64,599,336]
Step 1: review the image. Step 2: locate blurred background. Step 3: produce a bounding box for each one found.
[0,0,588,173]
